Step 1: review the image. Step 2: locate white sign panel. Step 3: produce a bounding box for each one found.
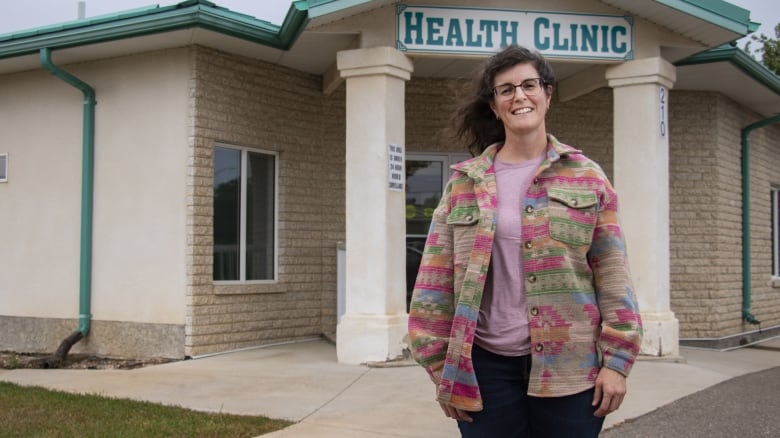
[396,4,633,60]
[388,144,404,191]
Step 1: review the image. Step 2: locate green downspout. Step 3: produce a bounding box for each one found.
[741,114,780,325]
[40,48,95,337]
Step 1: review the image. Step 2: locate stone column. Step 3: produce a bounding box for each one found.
[606,58,680,356]
[336,47,413,364]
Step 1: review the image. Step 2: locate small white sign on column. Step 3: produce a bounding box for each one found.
[388,143,404,191]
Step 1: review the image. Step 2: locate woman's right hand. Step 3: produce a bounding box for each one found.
[439,402,473,422]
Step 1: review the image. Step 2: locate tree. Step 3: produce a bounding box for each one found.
[743,23,780,75]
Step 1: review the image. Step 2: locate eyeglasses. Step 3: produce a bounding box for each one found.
[492,78,546,99]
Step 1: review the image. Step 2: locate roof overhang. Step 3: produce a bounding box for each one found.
[675,44,780,117]
[0,1,307,55]
[599,0,758,48]
[0,0,776,116]
[0,26,357,76]
[0,0,353,75]
[0,0,760,75]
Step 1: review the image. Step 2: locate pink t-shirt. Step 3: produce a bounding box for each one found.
[474,153,544,356]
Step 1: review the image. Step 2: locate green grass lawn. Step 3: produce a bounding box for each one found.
[0,382,293,437]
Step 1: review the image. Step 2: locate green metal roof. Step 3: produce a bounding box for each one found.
[303,0,376,19]
[654,0,759,35]
[0,0,310,60]
[0,0,774,96]
[675,44,780,95]
[0,0,763,61]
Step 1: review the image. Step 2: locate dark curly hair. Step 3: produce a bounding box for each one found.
[454,45,556,156]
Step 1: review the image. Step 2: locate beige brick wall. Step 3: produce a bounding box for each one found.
[670,91,780,338]
[320,86,347,335]
[186,46,345,356]
[731,98,780,331]
[669,91,727,337]
[406,77,468,154]
[548,88,614,180]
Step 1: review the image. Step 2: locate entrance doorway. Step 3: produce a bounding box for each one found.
[405,153,469,310]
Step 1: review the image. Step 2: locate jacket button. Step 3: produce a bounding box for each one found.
[571,199,578,206]
[530,307,539,316]
[464,215,473,221]
[524,240,533,249]
[528,274,537,283]
[525,205,534,214]
[535,344,544,352]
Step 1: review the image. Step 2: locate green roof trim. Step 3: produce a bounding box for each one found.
[303,0,376,19]
[654,0,756,35]
[0,0,311,60]
[675,44,780,95]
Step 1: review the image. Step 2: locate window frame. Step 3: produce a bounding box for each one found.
[405,153,470,238]
[772,186,780,280]
[0,153,7,183]
[213,143,279,285]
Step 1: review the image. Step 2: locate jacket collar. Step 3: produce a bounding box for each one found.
[451,134,581,181]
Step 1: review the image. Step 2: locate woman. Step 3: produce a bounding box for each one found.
[407,45,643,437]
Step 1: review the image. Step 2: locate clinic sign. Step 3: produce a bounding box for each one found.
[396,4,633,60]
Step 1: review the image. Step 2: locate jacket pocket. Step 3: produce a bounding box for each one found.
[547,187,598,247]
[446,205,480,276]
[446,205,479,226]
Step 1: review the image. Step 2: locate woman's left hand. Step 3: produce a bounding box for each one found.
[592,367,627,417]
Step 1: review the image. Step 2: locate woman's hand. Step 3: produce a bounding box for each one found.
[592,367,627,417]
[439,402,474,422]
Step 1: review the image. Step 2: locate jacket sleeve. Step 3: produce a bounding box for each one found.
[407,177,457,385]
[588,174,643,377]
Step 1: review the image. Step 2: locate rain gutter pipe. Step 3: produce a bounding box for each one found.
[40,47,95,341]
[740,114,780,325]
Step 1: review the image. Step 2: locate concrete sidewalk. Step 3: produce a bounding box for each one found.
[1,337,779,437]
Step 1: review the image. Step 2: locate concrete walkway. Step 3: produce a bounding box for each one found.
[1,337,779,437]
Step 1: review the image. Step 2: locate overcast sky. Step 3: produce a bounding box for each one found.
[0,0,777,42]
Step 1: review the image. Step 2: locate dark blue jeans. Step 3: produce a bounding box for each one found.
[457,344,604,438]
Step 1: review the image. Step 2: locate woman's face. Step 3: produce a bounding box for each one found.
[489,63,551,138]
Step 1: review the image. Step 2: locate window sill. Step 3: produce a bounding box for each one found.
[214,282,283,295]
[772,277,780,289]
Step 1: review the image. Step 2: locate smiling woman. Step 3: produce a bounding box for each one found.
[407,45,642,438]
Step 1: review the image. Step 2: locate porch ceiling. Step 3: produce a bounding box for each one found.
[676,62,780,116]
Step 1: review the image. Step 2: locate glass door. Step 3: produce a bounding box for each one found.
[405,153,469,309]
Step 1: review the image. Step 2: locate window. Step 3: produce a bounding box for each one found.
[213,145,277,282]
[0,153,7,182]
[772,187,780,278]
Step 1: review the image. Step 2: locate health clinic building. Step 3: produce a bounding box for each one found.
[1,0,778,363]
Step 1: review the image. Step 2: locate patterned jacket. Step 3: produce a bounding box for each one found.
[408,135,643,411]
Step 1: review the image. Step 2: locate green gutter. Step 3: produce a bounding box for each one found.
[0,0,311,60]
[40,47,95,337]
[741,115,780,325]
